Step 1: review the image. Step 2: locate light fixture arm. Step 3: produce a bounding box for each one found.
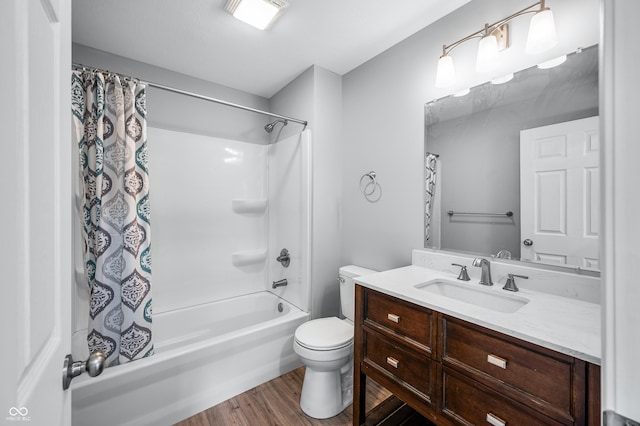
[442,1,543,56]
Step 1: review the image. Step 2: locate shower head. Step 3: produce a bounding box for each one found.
[264,119,288,133]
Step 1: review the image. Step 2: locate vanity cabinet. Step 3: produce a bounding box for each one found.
[353,285,601,426]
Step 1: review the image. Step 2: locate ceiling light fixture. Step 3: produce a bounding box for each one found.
[435,0,558,88]
[225,0,288,30]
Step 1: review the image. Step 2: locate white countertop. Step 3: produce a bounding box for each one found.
[356,265,601,365]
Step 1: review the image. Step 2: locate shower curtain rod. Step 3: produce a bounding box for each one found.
[72,62,308,128]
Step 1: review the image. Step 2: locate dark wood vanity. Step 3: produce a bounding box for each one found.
[353,285,601,426]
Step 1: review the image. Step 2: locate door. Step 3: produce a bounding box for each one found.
[520,116,599,269]
[0,0,72,425]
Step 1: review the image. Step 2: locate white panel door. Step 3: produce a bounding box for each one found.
[0,1,72,425]
[520,116,599,269]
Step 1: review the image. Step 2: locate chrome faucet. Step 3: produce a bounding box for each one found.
[472,257,493,286]
[272,278,288,289]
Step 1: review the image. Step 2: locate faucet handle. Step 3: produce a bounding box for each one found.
[451,263,470,281]
[503,273,528,292]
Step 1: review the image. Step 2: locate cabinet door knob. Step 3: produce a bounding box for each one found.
[486,413,506,426]
[386,356,399,368]
[387,313,400,323]
[487,354,507,369]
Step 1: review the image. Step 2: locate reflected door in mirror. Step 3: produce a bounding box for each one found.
[520,116,599,269]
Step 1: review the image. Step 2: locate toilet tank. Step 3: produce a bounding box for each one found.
[339,265,378,322]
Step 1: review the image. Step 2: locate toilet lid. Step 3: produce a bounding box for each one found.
[295,317,353,350]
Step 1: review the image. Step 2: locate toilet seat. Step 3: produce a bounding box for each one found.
[294,317,353,351]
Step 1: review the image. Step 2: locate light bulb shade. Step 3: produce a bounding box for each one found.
[435,54,455,88]
[476,35,499,73]
[525,9,558,54]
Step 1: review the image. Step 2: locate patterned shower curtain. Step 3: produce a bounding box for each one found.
[71,70,153,367]
[425,153,439,247]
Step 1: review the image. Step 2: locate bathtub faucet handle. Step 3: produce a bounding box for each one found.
[276,248,290,268]
[272,278,288,289]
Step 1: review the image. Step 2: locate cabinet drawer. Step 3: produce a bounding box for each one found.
[365,290,434,351]
[442,316,575,417]
[442,367,564,426]
[364,329,434,399]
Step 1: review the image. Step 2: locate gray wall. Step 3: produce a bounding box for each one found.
[340,0,599,271]
[270,66,344,318]
[73,43,270,143]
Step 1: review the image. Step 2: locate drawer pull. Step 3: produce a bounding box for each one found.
[387,313,400,323]
[486,413,506,426]
[487,354,507,369]
[386,356,399,368]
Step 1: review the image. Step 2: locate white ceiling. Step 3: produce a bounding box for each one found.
[72,0,471,98]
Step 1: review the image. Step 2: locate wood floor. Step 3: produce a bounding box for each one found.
[175,367,393,426]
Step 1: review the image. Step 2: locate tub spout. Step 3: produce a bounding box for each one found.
[272,279,288,289]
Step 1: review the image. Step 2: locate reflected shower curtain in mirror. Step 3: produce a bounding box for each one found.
[425,153,439,246]
[71,70,154,367]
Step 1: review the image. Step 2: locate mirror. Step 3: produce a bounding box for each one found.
[424,45,599,271]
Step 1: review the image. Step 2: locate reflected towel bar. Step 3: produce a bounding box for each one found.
[448,210,513,217]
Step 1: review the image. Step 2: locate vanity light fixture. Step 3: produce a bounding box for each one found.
[435,0,558,88]
[225,0,288,30]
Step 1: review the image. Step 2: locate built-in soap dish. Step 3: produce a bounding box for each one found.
[232,250,267,267]
[232,199,267,214]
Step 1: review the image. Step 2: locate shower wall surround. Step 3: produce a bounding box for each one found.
[149,128,268,313]
[73,128,311,338]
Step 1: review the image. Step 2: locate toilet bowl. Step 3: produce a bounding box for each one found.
[293,265,377,419]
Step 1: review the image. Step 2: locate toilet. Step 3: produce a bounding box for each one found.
[293,265,377,419]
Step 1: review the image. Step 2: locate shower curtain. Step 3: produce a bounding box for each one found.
[425,153,439,247]
[71,70,153,367]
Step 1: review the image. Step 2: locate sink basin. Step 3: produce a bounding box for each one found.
[415,280,529,313]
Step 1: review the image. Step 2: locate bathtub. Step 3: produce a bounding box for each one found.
[71,292,309,426]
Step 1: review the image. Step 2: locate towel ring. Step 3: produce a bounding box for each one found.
[359,171,382,202]
[359,171,377,196]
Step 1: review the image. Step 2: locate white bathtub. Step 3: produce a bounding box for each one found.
[71,292,309,426]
